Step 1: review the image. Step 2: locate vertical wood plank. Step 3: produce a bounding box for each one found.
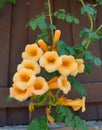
[7,107,29,125]
[78,103,98,120]
[0,109,7,126]
[28,0,47,43]
[53,0,73,44]
[0,3,12,87]
[8,0,28,86]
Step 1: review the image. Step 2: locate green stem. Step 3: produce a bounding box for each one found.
[77,0,94,58]
[48,0,53,39]
[97,24,102,31]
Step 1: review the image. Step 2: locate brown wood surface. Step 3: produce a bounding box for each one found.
[0,0,102,126]
[0,3,12,88]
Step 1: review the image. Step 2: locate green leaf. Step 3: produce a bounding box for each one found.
[28,116,49,130]
[65,14,73,23]
[72,116,88,130]
[85,63,93,75]
[7,96,15,102]
[73,17,79,24]
[36,30,49,42]
[96,0,102,5]
[56,40,75,56]
[93,56,102,67]
[81,4,97,18]
[65,14,79,24]
[82,39,88,46]
[36,93,48,106]
[68,76,87,96]
[80,28,102,42]
[84,51,102,67]
[49,24,56,30]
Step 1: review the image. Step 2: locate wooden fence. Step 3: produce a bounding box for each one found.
[0,0,102,126]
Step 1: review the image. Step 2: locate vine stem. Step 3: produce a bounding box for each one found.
[48,0,54,39]
[97,24,102,31]
[77,0,94,58]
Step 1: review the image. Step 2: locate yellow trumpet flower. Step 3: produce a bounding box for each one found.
[39,51,62,73]
[56,96,86,112]
[46,107,55,125]
[22,44,43,61]
[32,77,49,95]
[58,55,78,76]
[10,84,33,102]
[48,76,58,89]
[38,39,49,52]
[17,59,41,75]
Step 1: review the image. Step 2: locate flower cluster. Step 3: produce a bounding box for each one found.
[9,30,86,125]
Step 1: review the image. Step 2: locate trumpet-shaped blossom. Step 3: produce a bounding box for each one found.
[58,75,71,94]
[71,59,85,76]
[58,55,78,76]
[39,51,62,73]
[10,84,33,102]
[13,68,35,90]
[48,76,58,89]
[22,44,43,61]
[32,77,49,95]
[56,96,86,112]
[17,59,41,75]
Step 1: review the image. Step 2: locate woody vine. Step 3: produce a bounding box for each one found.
[8,0,102,130]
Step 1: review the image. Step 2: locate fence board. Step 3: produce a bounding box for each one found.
[53,0,73,45]
[8,0,28,86]
[0,3,12,87]
[0,0,102,126]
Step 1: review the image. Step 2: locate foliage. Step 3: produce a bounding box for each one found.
[0,0,16,9]
[68,76,87,96]
[53,106,88,130]
[28,116,50,130]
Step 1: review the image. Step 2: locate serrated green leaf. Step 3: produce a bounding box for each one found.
[7,96,15,102]
[73,18,79,24]
[28,19,38,30]
[55,12,66,20]
[27,116,49,130]
[38,19,47,30]
[65,14,73,23]
[80,28,102,42]
[72,116,88,130]
[56,40,75,55]
[84,50,102,67]
[68,76,87,96]
[85,63,93,75]
[82,39,88,46]
[49,24,56,30]
[96,0,102,5]
[93,56,102,67]
[81,4,96,16]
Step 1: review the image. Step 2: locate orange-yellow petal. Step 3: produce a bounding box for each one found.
[46,107,55,125]
[71,59,85,76]
[38,39,49,52]
[22,44,43,61]
[53,30,61,51]
[56,96,86,112]
[48,76,58,89]
[32,77,49,95]
[10,84,33,102]
[58,75,71,94]
[58,55,78,76]
[17,59,41,75]
[39,51,62,73]
[13,68,35,90]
